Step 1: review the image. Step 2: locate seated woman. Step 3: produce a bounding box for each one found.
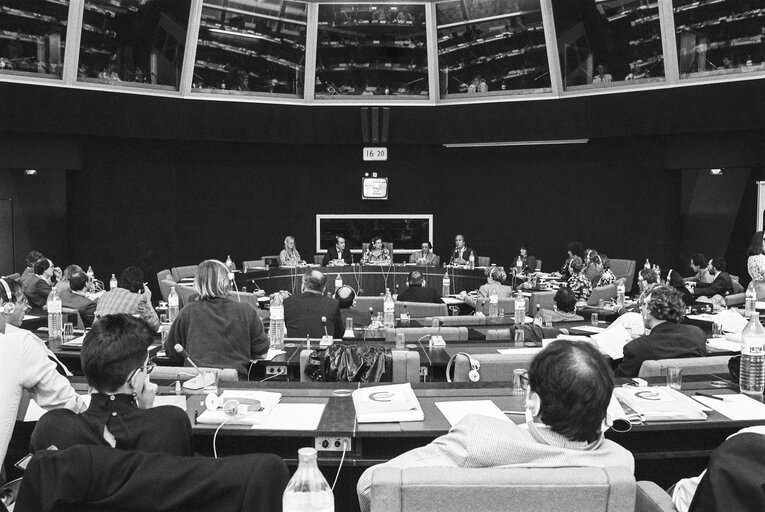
[584,250,604,287]
[597,254,616,287]
[566,256,592,302]
[539,288,584,323]
[559,241,585,280]
[747,232,765,282]
[459,266,514,307]
[514,245,537,274]
[30,314,191,455]
[165,260,268,379]
[362,237,391,265]
[279,236,304,267]
[667,269,694,306]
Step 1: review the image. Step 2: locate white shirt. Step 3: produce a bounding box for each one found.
[0,328,84,468]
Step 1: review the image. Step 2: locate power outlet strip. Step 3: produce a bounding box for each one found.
[315,436,352,452]
[419,367,428,381]
[265,365,286,375]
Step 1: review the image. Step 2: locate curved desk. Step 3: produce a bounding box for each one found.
[237,265,489,297]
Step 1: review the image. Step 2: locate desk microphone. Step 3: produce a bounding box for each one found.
[322,316,328,336]
[174,344,202,377]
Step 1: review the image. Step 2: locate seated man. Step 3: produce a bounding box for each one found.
[59,270,97,327]
[335,285,371,328]
[356,339,634,512]
[684,253,714,284]
[284,270,343,338]
[449,234,477,266]
[693,257,734,298]
[397,271,442,304]
[31,314,192,456]
[95,266,160,331]
[1,277,86,478]
[23,258,60,309]
[460,265,513,307]
[614,285,706,377]
[322,236,353,266]
[540,287,584,323]
[409,242,438,266]
[20,250,45,279]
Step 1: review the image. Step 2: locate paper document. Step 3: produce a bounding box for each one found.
[352,383,424,423]
[497,347,542,355]
[591,324,632,360]
[260,349,286,361]
[614,387,707,422]
[687,311,748,334]
[692,394,765,421]
[250,403,325,431]
[60,335,86,348]
[442,297,464,305]
[706,337,742,353]
[153,395,187,410]
[575,326,606,334]
[435,400,511,427]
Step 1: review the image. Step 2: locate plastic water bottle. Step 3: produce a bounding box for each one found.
[269,293,285,349]
[468,253,475,269]
[514,292,525,324]
[225,255,234,272]
[616,281,626,307]
[283,447,334,512]
[47,288,63,338]
[533,303,545,327]
[383,289,395,328]
[488,289,498,318]
[515,256,523,275]
[442,272,450,297]
[168,287,179,322]
[740,313,765,395]
[86,266,94,282]
[644,259,651,270]
[745,281,757,318]
[334,274,343,291]
[109,273,117,290]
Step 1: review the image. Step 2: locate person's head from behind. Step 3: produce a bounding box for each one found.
[69,271,89,293]
[487,266,506,283]
[34,258,53,278]
[638,267,659,293]
[553,287,577,313]
[118,266,144,293]
[568,256,584,275]
[0,277,30,327]
[666,269,686,291]
[81,314,154,395]
[747,232,765,257]
[567,241,584,259]
[709,257,726,275]
[600,253,611,270]
[25,250,45,269]
[194,259,231,299]
[303,270,326,293]
[407,271,424,287]
[587,250,601,267]
[690,253,707,272]
[641,285,685,327]
[61,264,82,283]
[335,285,355,309]
[527,339,613,444]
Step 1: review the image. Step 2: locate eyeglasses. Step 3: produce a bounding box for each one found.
[129,361,155,381]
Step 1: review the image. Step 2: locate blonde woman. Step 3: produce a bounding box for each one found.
[164,260,267,379]
[279,236,304,267]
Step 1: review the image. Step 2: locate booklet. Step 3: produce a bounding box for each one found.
[352,383,424,423]
[614,386,707,422]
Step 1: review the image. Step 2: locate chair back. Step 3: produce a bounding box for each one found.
[637,356,732,378]
[299,349,420,383]
[528,290,555,312]
[170,265,198,282]
[395,301,448,317]
[230,290,264,311]
[157,270,174,302]
[369,466,636,512]
[475,297,526,315]
[242,260,265,272]
[355,296,385,315]
[314,254,324,265]
[396,327,468,342]
[477,256,491,267]
[61,306,85,330]
[150,366,239,382]
[176,285,199,308]
[385,242,393,255]
[609,259,636,293]
[452,352,539,382]
[587,283,617,306]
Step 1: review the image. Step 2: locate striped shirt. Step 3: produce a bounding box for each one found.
[95,288,160,331]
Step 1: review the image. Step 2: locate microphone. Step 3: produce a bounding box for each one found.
[322,316,328,336]
[174,344,202,376]
[320,316,333,348]
[175,344,209,391]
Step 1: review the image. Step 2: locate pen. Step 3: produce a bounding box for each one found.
[695,392,731,402]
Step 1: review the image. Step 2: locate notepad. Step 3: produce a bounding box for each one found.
[497,348,542,355]
[435,400,511,427]
[706,337,742,353]
[352,383,424,423]
[692,394,765,421]
[614,387,707,422]
[575,325,607,334]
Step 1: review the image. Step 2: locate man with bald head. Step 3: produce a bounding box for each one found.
[284,270,344,338]
[397,271,442,304]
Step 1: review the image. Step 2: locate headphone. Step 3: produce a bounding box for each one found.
[205,393,261,417]
[1,278,14,315]
[525,388,541,417]
[446,352,480,383]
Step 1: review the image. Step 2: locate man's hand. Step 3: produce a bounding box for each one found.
[135,378,157,409]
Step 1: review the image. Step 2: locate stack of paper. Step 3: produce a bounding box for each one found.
[352,383,424,423]
[706,337,742,353]
[614,387,707,422]
[591,324,632,360]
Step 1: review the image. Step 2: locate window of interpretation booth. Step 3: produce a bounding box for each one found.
[193,0,307,96]
[552,0,666,90]
[674,0,765,79]
[0,0,70,79]
[315,4,429,99]
[76,0,191,90]
[436,0,552,97]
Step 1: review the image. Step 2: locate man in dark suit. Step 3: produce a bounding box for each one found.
[335,285,371,328]
[322,236,353,266]
[59,270,97,327]
[693,257,734,298]
[614,285,706,377]
[23,258,59,309]
[397,271,442,304]
[449,234,477,265]
[284,270,344,338]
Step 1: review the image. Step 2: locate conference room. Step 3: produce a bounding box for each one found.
[2,0,765,510]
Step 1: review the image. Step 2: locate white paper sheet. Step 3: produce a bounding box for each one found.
[153,395,187,410]
[688,311,748,334]
[706,337,742,353]
[591,324,632,360]
[442,297,464,305]
[497,348,542,355]
[693,394,765,420]
[574,326,606,334]
[435,400,512,427]
[250,403,325,431]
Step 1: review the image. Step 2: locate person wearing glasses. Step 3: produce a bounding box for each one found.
[29,314,192,456]
[1,277,85,478]
[613,285,706,378]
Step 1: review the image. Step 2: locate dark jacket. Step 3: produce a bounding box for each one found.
[284,291,344,338]
[397,285,443,304]
[614,321,707,377]
[450,247,477,265]
[58,289,97,327]
[23,275,51,309]
[694,272,734,297]
[340,306,372,328]
[322,246,353,266]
